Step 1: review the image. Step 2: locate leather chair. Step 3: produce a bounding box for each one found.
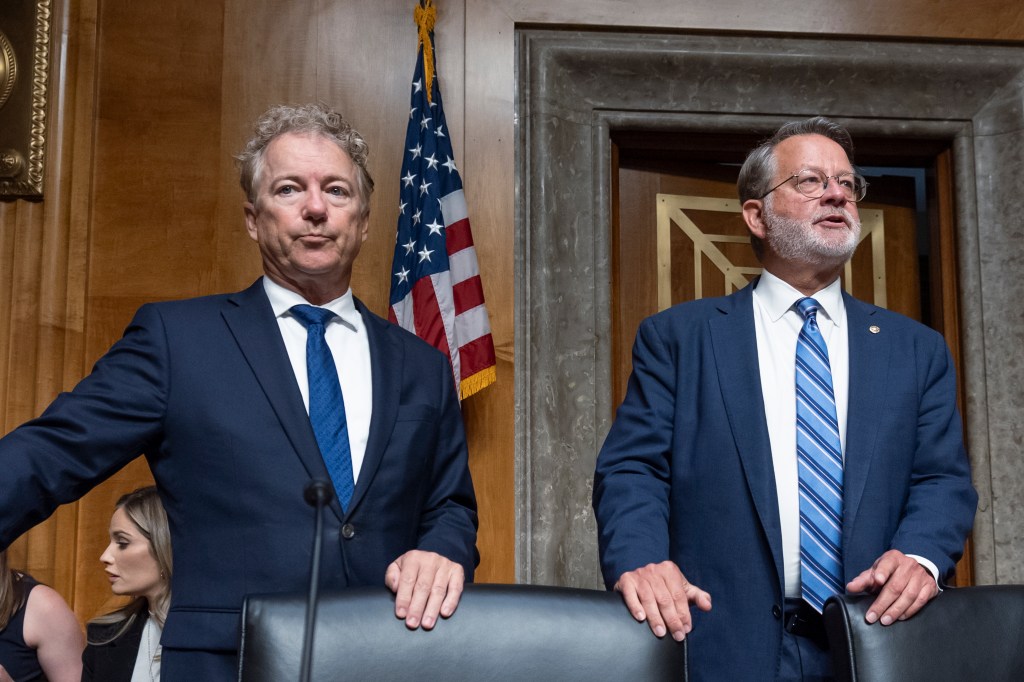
[823,585,1024,681]
[238,583,687,681]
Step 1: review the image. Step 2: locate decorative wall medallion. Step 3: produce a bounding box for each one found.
[0,149,26,178]
[0,0,51,198]
[0,30,16,110]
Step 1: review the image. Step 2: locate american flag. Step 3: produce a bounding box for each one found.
[388,4,496,400]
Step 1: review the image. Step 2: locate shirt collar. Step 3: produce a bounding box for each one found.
[261,275,360,331]
[753,270,845,327]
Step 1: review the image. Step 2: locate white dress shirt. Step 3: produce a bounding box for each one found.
[262,276,372,482]
[752,271,938,596]
[753,271,849,598]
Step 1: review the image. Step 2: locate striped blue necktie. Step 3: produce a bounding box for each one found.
[795,297,844,612]
[291,304,354,512]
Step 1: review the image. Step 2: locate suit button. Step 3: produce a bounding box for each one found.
[772,604,782,619]
[341,523,356,539]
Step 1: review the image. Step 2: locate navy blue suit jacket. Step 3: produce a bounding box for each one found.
[593,283,976,680]
[0,279,478,655]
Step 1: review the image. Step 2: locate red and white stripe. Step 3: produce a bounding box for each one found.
[390,189,495,396]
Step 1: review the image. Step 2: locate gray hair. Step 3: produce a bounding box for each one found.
[737,117,856,259]
[235,103,375,220]
[737,116,855,204]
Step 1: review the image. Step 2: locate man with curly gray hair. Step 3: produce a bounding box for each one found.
[0,103,479,680]
[236,103,375,221]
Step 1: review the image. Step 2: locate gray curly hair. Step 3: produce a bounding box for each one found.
[236,103,375,219]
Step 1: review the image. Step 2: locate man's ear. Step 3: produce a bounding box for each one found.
[742,198,767,240]
[243,202,259,242]
[359,211,371,243]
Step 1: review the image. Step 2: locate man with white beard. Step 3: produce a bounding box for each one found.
[593,117,976,680]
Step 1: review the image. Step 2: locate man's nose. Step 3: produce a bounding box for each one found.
[302,191,328,220]
[820,177,848,204]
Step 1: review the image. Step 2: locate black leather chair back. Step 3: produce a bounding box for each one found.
[823,585,1024,682]
[238,583,687,681]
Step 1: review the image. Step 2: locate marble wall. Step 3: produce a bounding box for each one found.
[514,30,1024,587]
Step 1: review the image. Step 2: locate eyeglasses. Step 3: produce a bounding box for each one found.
[759,169,868,202]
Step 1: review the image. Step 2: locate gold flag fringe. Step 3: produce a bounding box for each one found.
[459,365,496,401]
[415,0,437,104]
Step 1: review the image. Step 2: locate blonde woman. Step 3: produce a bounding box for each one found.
[0,549,83,682]
[83,487,171,682]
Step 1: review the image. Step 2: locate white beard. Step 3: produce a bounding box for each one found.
[763,202,861,268]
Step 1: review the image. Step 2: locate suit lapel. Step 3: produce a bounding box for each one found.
[708,283,784,582]
[96,611,148,678]
[346,298,402,514]
[220,280,339,516]
[841,293,888,552]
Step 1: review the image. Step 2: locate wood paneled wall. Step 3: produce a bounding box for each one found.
[1,0,1021,623]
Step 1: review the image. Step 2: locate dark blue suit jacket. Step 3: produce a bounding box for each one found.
[593,283,976,680]
[0,280,478,656]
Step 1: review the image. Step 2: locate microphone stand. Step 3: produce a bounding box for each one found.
[300,479,334,682]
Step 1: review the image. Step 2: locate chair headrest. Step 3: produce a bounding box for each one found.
[823,585,1024,682]
[238,583,687,681]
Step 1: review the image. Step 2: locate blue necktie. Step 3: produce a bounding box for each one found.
[795,297,844,612]
[291,305,354,512]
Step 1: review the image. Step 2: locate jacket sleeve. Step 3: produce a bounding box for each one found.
[593,315,676,589]
[889,333,977,580]
[412,350,479,578]
[0,304,169,549]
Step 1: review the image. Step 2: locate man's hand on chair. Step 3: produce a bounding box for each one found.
[386,550,465,630]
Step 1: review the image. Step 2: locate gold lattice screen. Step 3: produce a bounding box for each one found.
[656,194,886,311]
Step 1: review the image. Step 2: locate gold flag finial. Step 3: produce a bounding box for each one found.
[414,0,437,103]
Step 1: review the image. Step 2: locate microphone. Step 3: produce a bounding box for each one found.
[300,479,334,682]
[304,478,334,508]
